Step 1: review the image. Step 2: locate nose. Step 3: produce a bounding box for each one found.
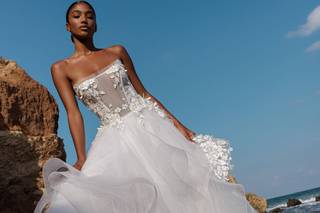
[80,15,88,23]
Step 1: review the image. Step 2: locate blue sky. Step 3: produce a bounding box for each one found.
[0,0,319,199]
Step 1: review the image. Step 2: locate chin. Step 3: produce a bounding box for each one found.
[77,33,92,39]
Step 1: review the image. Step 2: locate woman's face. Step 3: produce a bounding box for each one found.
[66,3,96,41]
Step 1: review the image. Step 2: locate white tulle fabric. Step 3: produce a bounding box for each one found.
[34,58,257,213]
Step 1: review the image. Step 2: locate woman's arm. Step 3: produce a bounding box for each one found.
[113,45,196,142]
[141,91,196,143]
[51,62,87,169]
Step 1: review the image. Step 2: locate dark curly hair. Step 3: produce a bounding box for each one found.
[66,1,97,42]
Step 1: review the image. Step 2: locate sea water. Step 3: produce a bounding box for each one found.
[266,186,320,212]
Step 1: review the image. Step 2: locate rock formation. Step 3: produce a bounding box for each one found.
[0,57,66,213]
[287,198,302,207]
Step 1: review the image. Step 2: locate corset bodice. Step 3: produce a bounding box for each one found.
[72,58,167,130]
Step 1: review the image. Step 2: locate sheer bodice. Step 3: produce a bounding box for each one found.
[73,58,166,130]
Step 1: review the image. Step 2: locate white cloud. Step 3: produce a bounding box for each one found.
[287,5,320,38]
[305,40,320,52]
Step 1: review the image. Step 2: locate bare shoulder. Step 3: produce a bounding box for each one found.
[105,44,129,58]
[50,59,68,77]
[51,60,68,81]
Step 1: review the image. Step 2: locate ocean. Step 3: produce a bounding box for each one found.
[266,186,320,212]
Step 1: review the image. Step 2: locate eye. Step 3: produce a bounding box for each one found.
[86,13,94,19]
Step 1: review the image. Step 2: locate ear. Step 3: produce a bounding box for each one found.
[66,23,71,32]
[94,23,97,32]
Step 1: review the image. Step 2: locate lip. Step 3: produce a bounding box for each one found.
[79,26,89,29]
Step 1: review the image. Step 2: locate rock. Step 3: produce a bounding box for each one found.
[0,57,66,212]
[246,192,267,213]
[287,198,302,207]
[227,175,267,213]
[316,196,320,202]
[227,175,238,184]
[0,57,58,136]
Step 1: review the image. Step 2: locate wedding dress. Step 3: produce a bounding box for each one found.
[34,58,257,213]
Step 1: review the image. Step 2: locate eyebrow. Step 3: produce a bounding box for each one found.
[71,10,94,15]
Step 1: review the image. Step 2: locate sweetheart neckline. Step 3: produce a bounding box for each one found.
[72,58,122,89]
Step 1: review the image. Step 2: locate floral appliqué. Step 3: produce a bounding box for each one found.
[191,134,233,182]
[73,61,169,131]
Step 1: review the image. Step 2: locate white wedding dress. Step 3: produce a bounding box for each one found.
[34,58,257,213]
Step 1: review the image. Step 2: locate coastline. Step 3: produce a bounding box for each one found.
[266,187,320,212]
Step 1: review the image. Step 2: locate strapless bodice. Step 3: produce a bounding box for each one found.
[72,58,167,130]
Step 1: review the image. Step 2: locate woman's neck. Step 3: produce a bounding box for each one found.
[73,37,98,55]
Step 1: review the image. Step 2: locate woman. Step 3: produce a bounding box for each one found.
[34,1,257,212]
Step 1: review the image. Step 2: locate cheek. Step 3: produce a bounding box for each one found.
[87,20,96,27]
[69,19,80,28]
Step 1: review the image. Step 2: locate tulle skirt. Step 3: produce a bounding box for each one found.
[34,108,257,213]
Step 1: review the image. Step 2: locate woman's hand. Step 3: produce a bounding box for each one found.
[174,121,197,143]
[73,158,86,171]
[185,127,197,142]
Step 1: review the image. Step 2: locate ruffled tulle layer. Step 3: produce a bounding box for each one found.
[35,109,257,213]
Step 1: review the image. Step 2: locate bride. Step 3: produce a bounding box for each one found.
[34,1,257,212]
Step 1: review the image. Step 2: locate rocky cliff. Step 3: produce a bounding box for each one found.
[0,57,66,213]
